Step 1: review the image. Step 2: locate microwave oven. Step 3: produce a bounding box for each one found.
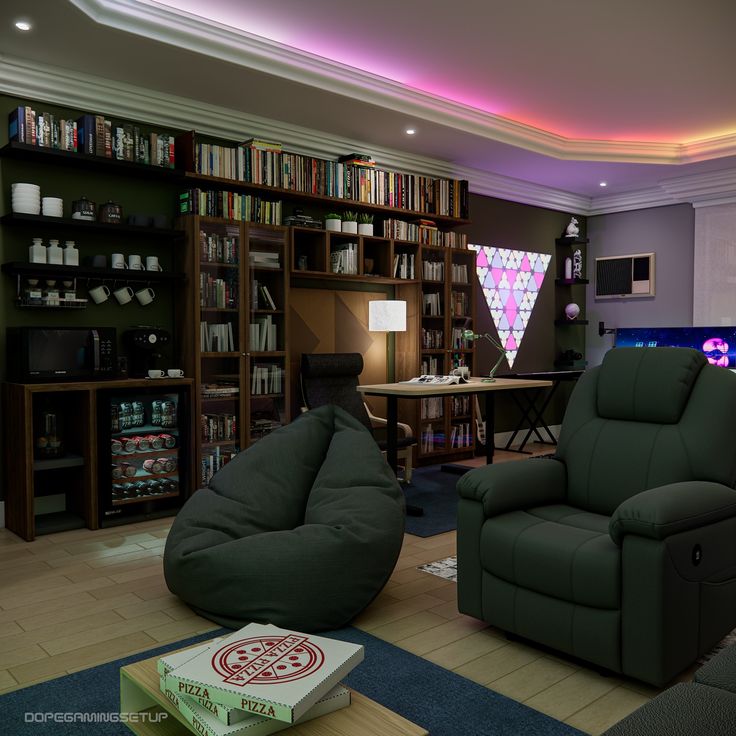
[6,327,117,382]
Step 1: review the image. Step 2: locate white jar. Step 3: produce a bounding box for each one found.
[29,237,47,263]
[47,239,63,265]
[63,240,79,266]
[564,257,572,280]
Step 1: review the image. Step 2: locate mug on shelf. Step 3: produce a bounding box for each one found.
[91,254,107,268]
[167,368,184,378]
[114,286,134,305]
[148,369,165,379]
[128,254,144,271]
[146,256,162,272]
[111,253,128,270]
[88,284,110,304]
[135,287,155,306]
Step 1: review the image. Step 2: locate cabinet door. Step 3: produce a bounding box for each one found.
[246,224,290,445]
[198,220,244,485]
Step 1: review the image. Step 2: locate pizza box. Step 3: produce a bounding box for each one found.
[163,682,351,736]
[165,623,364,724]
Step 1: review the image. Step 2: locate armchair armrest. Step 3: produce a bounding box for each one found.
[457,457,567,518]
[365,403,413,438]
[609,481,736,546]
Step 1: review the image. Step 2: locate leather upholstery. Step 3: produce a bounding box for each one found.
[457,347,736,686]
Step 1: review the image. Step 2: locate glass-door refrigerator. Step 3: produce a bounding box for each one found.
[98,383,191,526]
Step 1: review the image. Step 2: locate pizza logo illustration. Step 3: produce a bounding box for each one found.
[211,635,325,685]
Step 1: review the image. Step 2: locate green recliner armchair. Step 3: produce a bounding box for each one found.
[457,347,736,686]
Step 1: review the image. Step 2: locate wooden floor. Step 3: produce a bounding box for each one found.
[0,448,672,735]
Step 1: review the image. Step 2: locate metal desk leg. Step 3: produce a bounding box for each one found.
[485,392,495,464]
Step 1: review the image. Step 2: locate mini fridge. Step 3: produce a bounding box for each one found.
[97,383,191,526]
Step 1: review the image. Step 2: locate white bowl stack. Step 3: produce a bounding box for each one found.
[12,183,41,215]
[41,197,64,217]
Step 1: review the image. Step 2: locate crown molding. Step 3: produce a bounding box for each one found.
[67,0,736,166]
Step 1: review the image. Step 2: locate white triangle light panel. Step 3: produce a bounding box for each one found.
[470,245,551,368]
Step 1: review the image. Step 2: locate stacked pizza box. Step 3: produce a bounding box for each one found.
[157,623,364,736]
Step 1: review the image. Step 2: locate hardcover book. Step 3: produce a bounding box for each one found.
[164,623,364,724]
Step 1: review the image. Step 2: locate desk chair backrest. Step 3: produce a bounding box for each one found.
[300,353,374,433]
[557,347,736,515]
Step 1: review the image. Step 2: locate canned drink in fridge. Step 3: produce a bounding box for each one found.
[111,464,123,480]
[119,461,137,478]
[143,458,163,474]
[119,402,132,430]
[111,438,123,454]
[147,479,162,495]
[132,401,145,426]
[145,434,165,450]
[110,404,120,433]
[158,456,177,473]
[159,433,176,448]
[151,400,162,426]
[121,437,137,453]
[120,482,137,498]
[161,400,177,428]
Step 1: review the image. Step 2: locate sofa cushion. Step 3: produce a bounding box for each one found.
[480,508,620,609]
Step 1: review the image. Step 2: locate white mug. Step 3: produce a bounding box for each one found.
[114,286,134,304]
[128,254,143,270]
[135,287,155,306]
[111,253,127,270]
[167,368,184,378]
[89,284,110,304]
[148,369,165,379]
[146,256,162,272]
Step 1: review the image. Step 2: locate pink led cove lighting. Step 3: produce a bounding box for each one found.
[471,245,551,368]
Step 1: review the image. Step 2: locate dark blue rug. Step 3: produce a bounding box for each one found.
[404,465,461,537]
[0,626,583,736]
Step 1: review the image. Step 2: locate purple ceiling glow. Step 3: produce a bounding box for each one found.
[472,245,551,368]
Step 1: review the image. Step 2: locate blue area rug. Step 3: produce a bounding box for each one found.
[404,465,462,537]
[0,627,583,736]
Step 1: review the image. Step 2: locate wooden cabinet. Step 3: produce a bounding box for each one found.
[2,379,194,541]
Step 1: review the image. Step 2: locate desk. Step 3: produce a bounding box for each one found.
[498,370,583,453]
[357,378,552,472]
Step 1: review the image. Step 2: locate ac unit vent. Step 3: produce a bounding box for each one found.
[595,253,655,299]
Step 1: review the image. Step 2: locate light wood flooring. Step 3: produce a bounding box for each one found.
[0,448,673,735]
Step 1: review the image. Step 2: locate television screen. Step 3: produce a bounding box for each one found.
[615,326,736,368]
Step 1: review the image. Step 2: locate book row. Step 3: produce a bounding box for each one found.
[185,136,468,218]
[251,364,283,395]
[201,322,236,352]
[200,231,239,264]
[420,397,444,420]
[183,189,283,225]
[450,423,473,448]
[383,219,468,248]
[201,413,238,443]
[422,328,444,350]
[423,259,445,281]
[200,273,239,309]
[392,252,416,279]
[201,446,239,486]
[451,326,472,350]
[451,290,470,317]
[330,243,358,275]
[249,315,279,352]
[9,106,175,167]
[422,292,442,316]
[251,281,278,310]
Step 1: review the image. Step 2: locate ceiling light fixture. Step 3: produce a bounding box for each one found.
[599,181,608,187]
[405,128,416,135]
[14,19,32,31]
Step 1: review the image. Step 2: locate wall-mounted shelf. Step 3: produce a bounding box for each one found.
[554,319,589,326]
[555,278,589,285]
[1,262,186,283]
[1,213,184,240]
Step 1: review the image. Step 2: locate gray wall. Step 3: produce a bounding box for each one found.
[585,204,695,366]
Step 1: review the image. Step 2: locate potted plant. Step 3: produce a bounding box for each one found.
[325,212,342,232]
[358,212,374,236]
[341,211,358,234]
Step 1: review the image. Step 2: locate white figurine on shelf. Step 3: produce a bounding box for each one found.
[573,249,583,278]
[565,217,580,238]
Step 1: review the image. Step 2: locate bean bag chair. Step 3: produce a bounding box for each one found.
[163,405,405,631]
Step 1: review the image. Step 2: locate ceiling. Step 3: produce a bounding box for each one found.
[1,0,735,212]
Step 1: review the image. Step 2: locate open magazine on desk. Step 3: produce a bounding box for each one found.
[402,374,469,385]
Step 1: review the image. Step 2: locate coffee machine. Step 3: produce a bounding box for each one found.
[123,327,171,378]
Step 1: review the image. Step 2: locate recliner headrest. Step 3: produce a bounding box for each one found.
[597,347,706,424]
[301,353,364,379]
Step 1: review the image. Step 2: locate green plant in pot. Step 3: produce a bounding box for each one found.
[325,212,342,232]
[341,211,359,234]
[358,212,374,236]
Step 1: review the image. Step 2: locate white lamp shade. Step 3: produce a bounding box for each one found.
[369,300,407,332]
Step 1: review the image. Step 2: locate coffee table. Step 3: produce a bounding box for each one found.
[120,643,427,736]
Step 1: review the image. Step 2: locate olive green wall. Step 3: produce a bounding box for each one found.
[460,195,587,433]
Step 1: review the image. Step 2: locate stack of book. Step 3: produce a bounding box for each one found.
[158,623,363,736]
[422,292,442,316]
[329,243,358,275]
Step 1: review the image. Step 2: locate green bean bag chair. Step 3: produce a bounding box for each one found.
[163,405,405,631]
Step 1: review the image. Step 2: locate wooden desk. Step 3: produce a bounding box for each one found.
[357,378,552,470]
[120,644,427,736]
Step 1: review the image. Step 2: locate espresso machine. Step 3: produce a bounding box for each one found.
[123,327,171,378]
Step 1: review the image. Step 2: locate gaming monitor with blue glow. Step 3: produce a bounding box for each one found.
[615,326,736,368]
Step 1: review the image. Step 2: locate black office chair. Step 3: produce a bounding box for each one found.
[300,352,415,483]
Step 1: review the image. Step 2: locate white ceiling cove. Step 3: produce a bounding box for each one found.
[1,0,734,213]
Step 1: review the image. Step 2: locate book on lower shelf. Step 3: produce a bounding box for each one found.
[162,623,363,725]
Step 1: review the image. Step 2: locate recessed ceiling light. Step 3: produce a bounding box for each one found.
[599,181,608,187]
[14,19,32,31]
[405,128,416,136]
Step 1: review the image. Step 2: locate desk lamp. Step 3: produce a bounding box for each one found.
[463,329,508,382]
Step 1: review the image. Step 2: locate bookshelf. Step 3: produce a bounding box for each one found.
[554,236,589,369]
